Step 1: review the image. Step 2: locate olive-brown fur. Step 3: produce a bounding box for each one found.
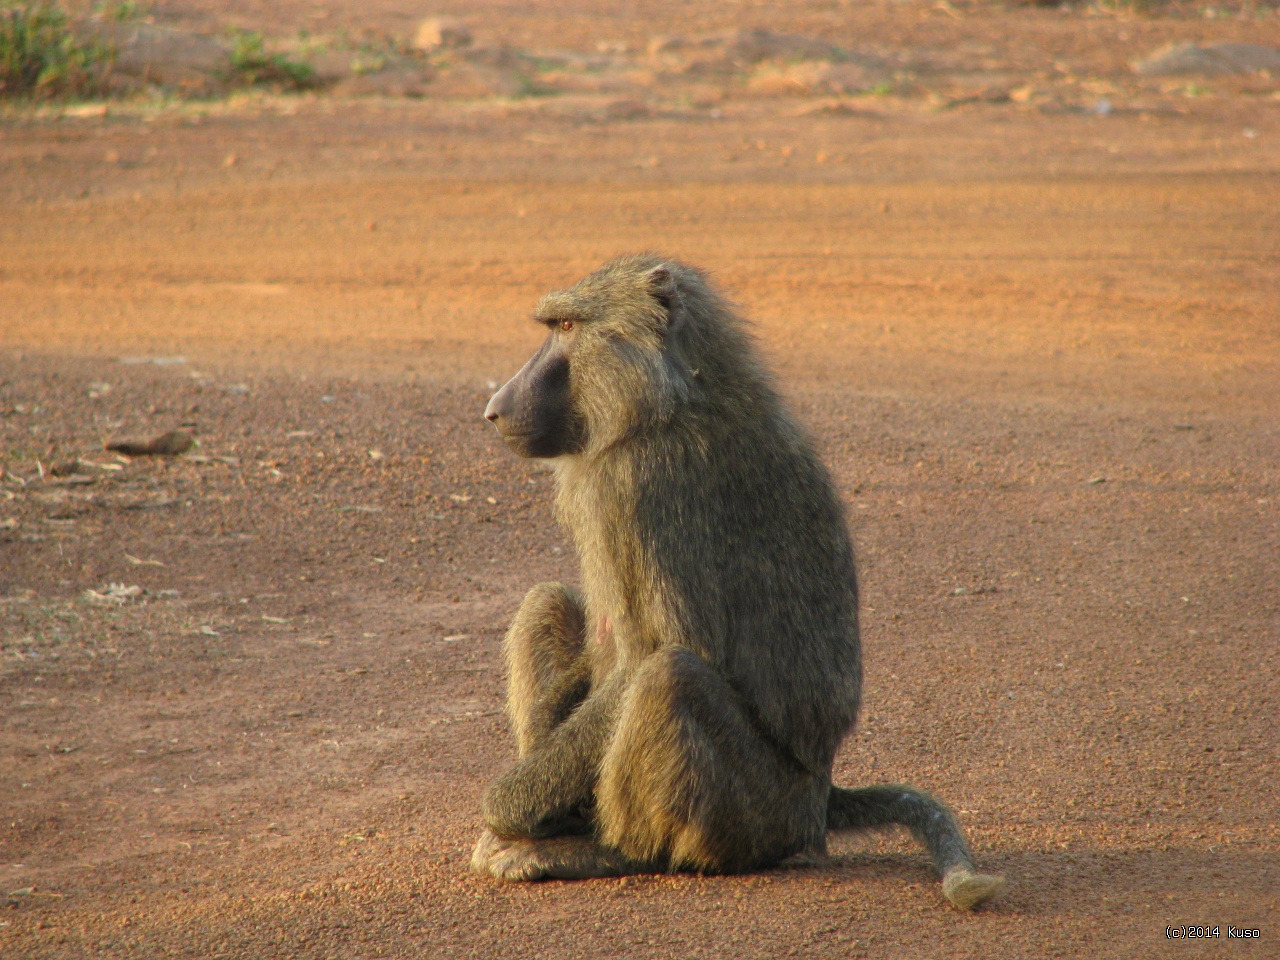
[473,255,1003,909]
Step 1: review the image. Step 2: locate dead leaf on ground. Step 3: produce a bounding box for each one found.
[106,429,195,457]
[119,497,181,511]
[49,458,90,478]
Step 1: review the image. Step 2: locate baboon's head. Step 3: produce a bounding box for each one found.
[486,254,742,459]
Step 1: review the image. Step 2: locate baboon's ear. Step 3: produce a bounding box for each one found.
[645,264,684,332]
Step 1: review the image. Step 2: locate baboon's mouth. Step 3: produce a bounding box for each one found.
[496,428,556,459]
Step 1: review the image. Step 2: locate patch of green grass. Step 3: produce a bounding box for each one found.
[228,28,315,90]
[522,54,567,74]
[782,46,842,67]
[0,1,114,99]
[511,72,556,98]
[93,0,148,22]
[349,51,387,76]
[1092,0,1166,13]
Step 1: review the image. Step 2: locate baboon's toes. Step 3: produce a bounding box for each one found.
[471,830,553,881]
[942,867,1005,910]
[470,828,509,876]
[489,842,549,882]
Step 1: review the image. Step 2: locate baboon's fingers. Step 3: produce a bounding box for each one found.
[942,866,1006,910]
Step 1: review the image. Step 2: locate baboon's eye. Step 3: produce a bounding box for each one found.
[560,319,575,332]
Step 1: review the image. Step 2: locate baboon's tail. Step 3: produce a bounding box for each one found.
[827,784,1005,910]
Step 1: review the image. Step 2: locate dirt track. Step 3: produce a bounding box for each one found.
[2,3,1279,958]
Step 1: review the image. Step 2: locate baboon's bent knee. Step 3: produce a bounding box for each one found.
[520,582,584,617]
[507,582,586,645]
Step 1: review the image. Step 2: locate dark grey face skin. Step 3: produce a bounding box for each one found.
[484,329,585,459]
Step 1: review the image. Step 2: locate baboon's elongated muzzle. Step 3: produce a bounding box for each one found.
[484,334,583,459]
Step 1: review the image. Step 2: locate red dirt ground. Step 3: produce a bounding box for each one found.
[2,2,1278,958]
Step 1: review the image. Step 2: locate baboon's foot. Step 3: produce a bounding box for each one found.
[474,831,638,882]
[942,866,1005,910]
[470,828,513,876]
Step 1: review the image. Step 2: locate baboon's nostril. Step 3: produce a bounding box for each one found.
[483,384,514,424]
[484,390,506,424]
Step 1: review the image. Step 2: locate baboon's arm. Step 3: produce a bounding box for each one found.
[481,671,626,839]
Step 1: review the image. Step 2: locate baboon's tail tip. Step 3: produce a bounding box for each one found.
[942,866,1005,911]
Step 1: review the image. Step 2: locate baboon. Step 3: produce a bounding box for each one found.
[473,254,1003,910]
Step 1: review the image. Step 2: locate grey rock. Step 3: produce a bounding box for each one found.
[1133,43,1280,77]
[307,48,358,86]
[76,19,231,93]
[649,29,842,66]
[334,66,432,98]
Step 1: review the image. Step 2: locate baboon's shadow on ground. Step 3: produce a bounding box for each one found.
[788,847,1275,918]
